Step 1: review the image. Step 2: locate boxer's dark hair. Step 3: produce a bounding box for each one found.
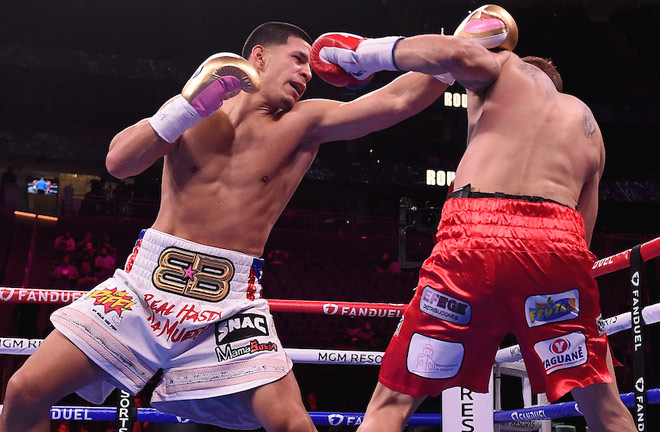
[243,22,312,58]
[521,56,563,92]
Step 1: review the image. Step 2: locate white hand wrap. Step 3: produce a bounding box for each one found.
[355,36,403,74]
[319,35,403,80]
[148,95,204,144]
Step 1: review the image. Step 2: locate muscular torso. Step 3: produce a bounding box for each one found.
[152,102,321,256]
[454,52,603,212]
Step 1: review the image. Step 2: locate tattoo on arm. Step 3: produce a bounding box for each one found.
[582,104,597,138]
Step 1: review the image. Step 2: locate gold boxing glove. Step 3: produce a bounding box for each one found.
[454,4,518,51]
[149,53,261,143]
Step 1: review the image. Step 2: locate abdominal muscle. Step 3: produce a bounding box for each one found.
[150,144,301,257]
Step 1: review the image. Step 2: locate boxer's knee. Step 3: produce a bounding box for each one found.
[1,373,54,431]
[5,369,54,410]
[263,402,316,432]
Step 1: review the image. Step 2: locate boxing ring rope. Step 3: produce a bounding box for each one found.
[4,387,660,426]
[494,302,660,364]
[1,235,659,427]
[1,300,659,362]
[0,288,406,317]
[1,235,658,309]
[591,235,660,277]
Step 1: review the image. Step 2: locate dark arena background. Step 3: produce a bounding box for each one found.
[1,1,659,431]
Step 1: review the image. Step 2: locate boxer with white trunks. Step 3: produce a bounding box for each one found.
[52,228,288,429]
[0,21,449,432]
[311,5,635,432]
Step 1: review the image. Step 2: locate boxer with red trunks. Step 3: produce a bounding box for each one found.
[377,189,615,405]
[0,22,449,432]
[379,190,609,404]
[312,5,634,432]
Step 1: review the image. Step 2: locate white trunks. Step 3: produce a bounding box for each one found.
[51,228,292,430]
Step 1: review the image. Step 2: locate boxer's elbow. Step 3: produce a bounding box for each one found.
[447,40,499,83]
[105,143,139,179]
[105,152,130,179]
[106,120,167,179]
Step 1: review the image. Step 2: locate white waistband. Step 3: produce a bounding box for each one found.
[124,229,264,294]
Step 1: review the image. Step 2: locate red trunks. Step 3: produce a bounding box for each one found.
[378,197,612,402]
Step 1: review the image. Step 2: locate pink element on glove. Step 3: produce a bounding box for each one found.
[463,18,505,33]
[190,76,242,117]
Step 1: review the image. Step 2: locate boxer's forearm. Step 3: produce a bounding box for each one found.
[394,35,498,82]
[106,118,176,179]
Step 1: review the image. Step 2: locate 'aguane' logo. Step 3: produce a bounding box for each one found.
[153,247,234,302]
[549,338,570,354]
[534,332,587,375]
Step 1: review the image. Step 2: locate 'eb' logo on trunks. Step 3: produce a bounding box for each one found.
[152,247,234,302]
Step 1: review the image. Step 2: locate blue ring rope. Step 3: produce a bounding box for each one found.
[1,388,654,426]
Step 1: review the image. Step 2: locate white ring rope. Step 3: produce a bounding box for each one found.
[2,302,659,366]
[494,301,660,364]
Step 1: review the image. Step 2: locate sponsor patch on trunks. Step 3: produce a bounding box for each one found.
[534,331,587,375]
[152,246,235,302]
[215,313,269,345]
[84,285,137,331]
[215,339,278,362]
[419,286,471,325]
[525,289,579,328]
[86,287,136,317]
[406,333,463,379]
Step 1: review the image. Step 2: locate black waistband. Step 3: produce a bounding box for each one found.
[448,184,576,209]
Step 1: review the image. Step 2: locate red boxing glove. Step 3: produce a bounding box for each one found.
[310,32,374,89]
